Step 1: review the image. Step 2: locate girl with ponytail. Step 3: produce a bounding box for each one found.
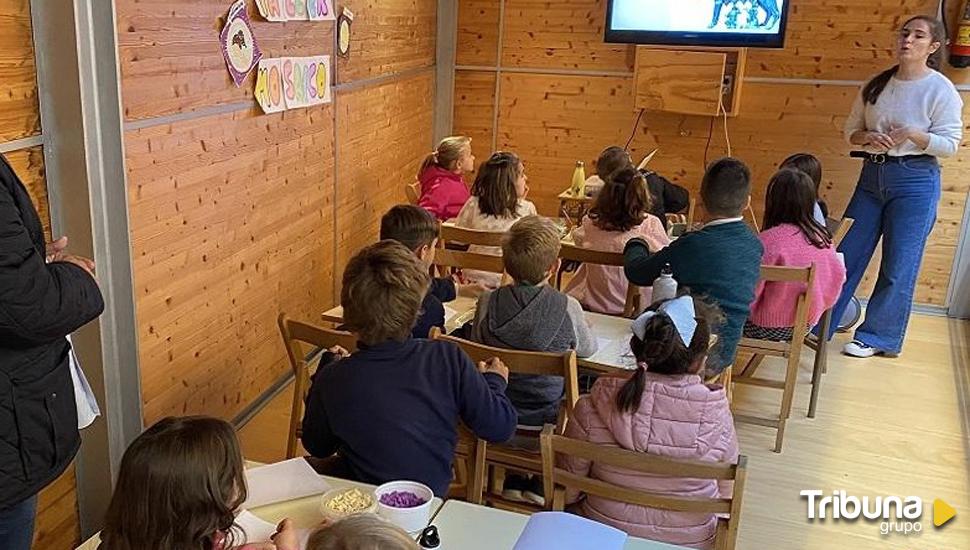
[416,136,475,221]
[561,295,738,549]
[564,166,670,315]
[830,15,963,359]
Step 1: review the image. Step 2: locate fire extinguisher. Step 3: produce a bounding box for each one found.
[950,0,970,67]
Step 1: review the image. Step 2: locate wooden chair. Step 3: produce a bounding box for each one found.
[540,425,747,550]
[802,217,855,418]
[732,265,816,453]
[429,328,579,512]
[277,314,358,459]
[436,223,510,285]
[405,180,421,205]
[556,242,640,318]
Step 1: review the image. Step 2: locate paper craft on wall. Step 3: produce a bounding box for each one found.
[220,0,262,87]
[254,58,286,113]
[337,8,354,57]
[255,55,331,114]
[256,0,334,21]
[255,0,285,22]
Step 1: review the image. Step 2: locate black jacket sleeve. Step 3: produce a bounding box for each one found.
[301,365,341,458]
[651,173,690,214]
[0,171,104,348]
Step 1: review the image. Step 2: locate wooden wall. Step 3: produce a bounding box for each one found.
[1,1,81,548]
[117,0,436,425]
[453,0,970,306]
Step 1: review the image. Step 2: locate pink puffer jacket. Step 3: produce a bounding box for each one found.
[561,373,739,549]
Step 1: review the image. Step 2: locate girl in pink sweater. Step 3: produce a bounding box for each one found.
[564,167,670,315]
[562,295,738,549]
[417,136,475,221]
[745,169,847,341]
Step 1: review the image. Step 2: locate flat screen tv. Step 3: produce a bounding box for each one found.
[605,0,790,48]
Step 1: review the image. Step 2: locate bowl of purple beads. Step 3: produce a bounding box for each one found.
[374,480,434,533]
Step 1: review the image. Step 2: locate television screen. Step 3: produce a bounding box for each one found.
[605,0,789,48]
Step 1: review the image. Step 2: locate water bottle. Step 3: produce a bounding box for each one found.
[652,263,678,302]
[569,160,586,197]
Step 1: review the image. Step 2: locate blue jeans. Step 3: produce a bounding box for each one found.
[0,495,37,550]
[825,156,940,353]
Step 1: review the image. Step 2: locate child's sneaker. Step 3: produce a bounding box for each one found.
[502,474,528,503]
[523,475,546,507]
[842,340,876,358]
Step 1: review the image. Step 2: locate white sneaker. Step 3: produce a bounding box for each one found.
[843,340,876,358]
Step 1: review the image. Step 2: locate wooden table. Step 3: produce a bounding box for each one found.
[429,500,689,549]
[322,295,478,335]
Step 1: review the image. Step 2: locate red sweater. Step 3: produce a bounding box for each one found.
[417,166,470,221]
[749,224,846,328]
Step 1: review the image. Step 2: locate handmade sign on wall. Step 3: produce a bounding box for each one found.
[221,0,262,86]
[256,0,335,22]
[255,55,331,114]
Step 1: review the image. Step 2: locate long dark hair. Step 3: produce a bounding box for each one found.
[863,16,946,105]
[589,166,651,232]
[99,416,247,550]
[763,169,832,249]
[470,151,522,217]
[615,295,720,414]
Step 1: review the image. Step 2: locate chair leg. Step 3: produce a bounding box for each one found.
[468,440,486,505]
[773,418,787,453]
[818,310,833,375]
[808,354,823,419]
[774,348,802,453]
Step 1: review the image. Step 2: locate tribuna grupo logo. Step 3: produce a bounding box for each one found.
[800,490,956,536]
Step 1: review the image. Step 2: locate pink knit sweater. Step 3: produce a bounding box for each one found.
[748,224,846,328]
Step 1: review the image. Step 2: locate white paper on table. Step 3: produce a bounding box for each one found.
[233,510,312,549]
[242,458,332,509]
[513,511,627,550]
[443,305,458,320]
[593,337,637,370]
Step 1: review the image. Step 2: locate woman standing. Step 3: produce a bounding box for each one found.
[829,16,963,358]
[0,153,104,549]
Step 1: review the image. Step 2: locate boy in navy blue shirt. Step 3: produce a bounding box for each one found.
[379,205,483,339]
[302,240,517,496]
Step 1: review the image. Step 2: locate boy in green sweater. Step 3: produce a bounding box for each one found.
[624,157,763,374]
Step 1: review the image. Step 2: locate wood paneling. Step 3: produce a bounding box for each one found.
[5,146,49,238]
[33,465,80,550]
[335,0,436,84]
[453,70,496,170]
[0,0,40,142]
[456,0,500,66]
[634,49,727,116]
[501,0,633,71]
[126,106,336,424]
[116,0,335,121]
[335,71,434,285]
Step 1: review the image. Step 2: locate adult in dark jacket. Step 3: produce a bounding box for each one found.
[0,153,104,550]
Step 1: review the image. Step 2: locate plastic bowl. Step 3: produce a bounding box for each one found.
[374,480,434,533]
[319,487,377,522]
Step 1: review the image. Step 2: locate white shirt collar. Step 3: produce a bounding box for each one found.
[703,217,744,228]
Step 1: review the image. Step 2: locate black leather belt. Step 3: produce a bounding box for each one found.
[849,151,933,164]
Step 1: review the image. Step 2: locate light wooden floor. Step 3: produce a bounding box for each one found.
[238,314,970,549]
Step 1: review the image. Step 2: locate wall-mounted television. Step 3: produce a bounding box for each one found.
[605,0,790,48]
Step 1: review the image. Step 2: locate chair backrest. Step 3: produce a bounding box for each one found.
[686,197,697,227]
[832,217,854,248]
[439,223,507,247]
[436,223,509,281]
[757,265,816,335]
[558,242,640,318]
[405,181,421,205]
[430,328,580,410]
[278,313,358,458]
[540,425,747,550]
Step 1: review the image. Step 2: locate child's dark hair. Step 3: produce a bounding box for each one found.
[615,295,722,414]
[595,146,632,181]
[99,416,246,550]
[471,151,522,217]
[380,205,439,251]
[779,153,821,190]
[863,16,945,105]
[764,169,833,249]
[589,166,651,232]
[700,157,750,218]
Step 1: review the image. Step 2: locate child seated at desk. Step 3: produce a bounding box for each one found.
[470,216,598,505]
[624,157,762,375]
[585,146,690,230]
[416,136,474,221]
[562,295,738,550]
[565,167,670,315]
[380,205,483,338]
[302,241,517,497]
[745,169,846,342]
[98,416,295,550]
[779,152,828,226]
[455,151,537,288]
